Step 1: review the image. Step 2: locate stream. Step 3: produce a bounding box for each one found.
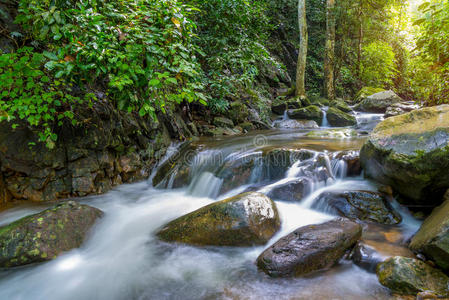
[0,113,420,300]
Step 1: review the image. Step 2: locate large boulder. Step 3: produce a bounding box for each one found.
[326,107,357,127]
[256,218,362,277]
[157,192,280,246]
[312,191,402,225]
[360,105,449,205]
[355,90,402,113]
[0,201,103,268]
[409,191,449,271]
[354,87,386,104]
[377,256,449,296]
[287,105,323,124]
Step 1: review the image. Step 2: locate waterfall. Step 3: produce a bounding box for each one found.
[321,106,329,127]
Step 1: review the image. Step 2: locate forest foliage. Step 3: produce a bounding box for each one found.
[0,0,448,147]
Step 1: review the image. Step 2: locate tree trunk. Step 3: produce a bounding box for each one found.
[324,0,336,100]
[357,1,363,79]
[295,0,307,98]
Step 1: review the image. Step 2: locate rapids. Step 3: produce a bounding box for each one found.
[0,114,420,300]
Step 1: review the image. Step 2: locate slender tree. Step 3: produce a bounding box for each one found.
[324,0,336,100]
[295,0,308,98]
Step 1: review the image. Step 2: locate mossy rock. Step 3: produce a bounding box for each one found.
[0,201,103,268]
[354,87,385,104]
[313,191,402,224]
[308,95,330,107]
[360,105,449,205]
[377,256,449,296]
[330,100,352,113]
[326,107,357,127]
[228,101,249,124]
[287,105,323,123]
[157,192,280,246]
[409,190,449,271]
[213,117,234,128]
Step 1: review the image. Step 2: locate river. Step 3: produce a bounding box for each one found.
[0,113,420,300]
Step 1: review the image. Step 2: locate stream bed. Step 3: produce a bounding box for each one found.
[0,119,421,299]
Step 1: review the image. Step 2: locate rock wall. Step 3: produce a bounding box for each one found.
[0,102,193,204]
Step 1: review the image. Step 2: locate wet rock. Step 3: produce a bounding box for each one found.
[256,218,362,277]
[360,105,449,205]
[262,148,315,180]
[355,90,402,113]
[306,128,358,138]
[326,107,357,127]
[0,201,103,268]
[267,178,312,201]
[238,122,255,132]
[330,100,353,113]
[376,256,449,296]
[313,191,402,224]
[213,117,234,128]
[334,151,361,176]
[157,192,280,246]
[274,119,319,129]
[287,105,323,124]
[409,190,449,271]
[217,154,259,195]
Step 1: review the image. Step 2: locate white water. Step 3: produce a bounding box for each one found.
[321,106,330,127]
[0,126,418,300]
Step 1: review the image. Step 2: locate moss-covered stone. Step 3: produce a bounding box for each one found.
[360,105,449,205]
[213,117,234,128]
[0,201,103,268]
[376,256,449,296]
[409,190,449,271]
[330,100,352,113]
[228,101,249,124]
[287,105,323,123]
[326,107,357,127]
[157,192,280,246]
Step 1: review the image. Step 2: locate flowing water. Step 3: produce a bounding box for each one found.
[0,113,420,300]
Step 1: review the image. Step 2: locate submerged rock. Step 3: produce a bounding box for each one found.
[306,128,358,138]
[360,105,449,205]
[376,256,449,296]
[355,90,402,113]
[266,178,312,201]
[352,241,415,273]
[157,192,280,246]
[313,191,402,224]
[409,190,449,271]
[287,105,323,124]
[274,119,318,129]
[0,201,103,268]
[257,218,362,277]
[326,107,357,127]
